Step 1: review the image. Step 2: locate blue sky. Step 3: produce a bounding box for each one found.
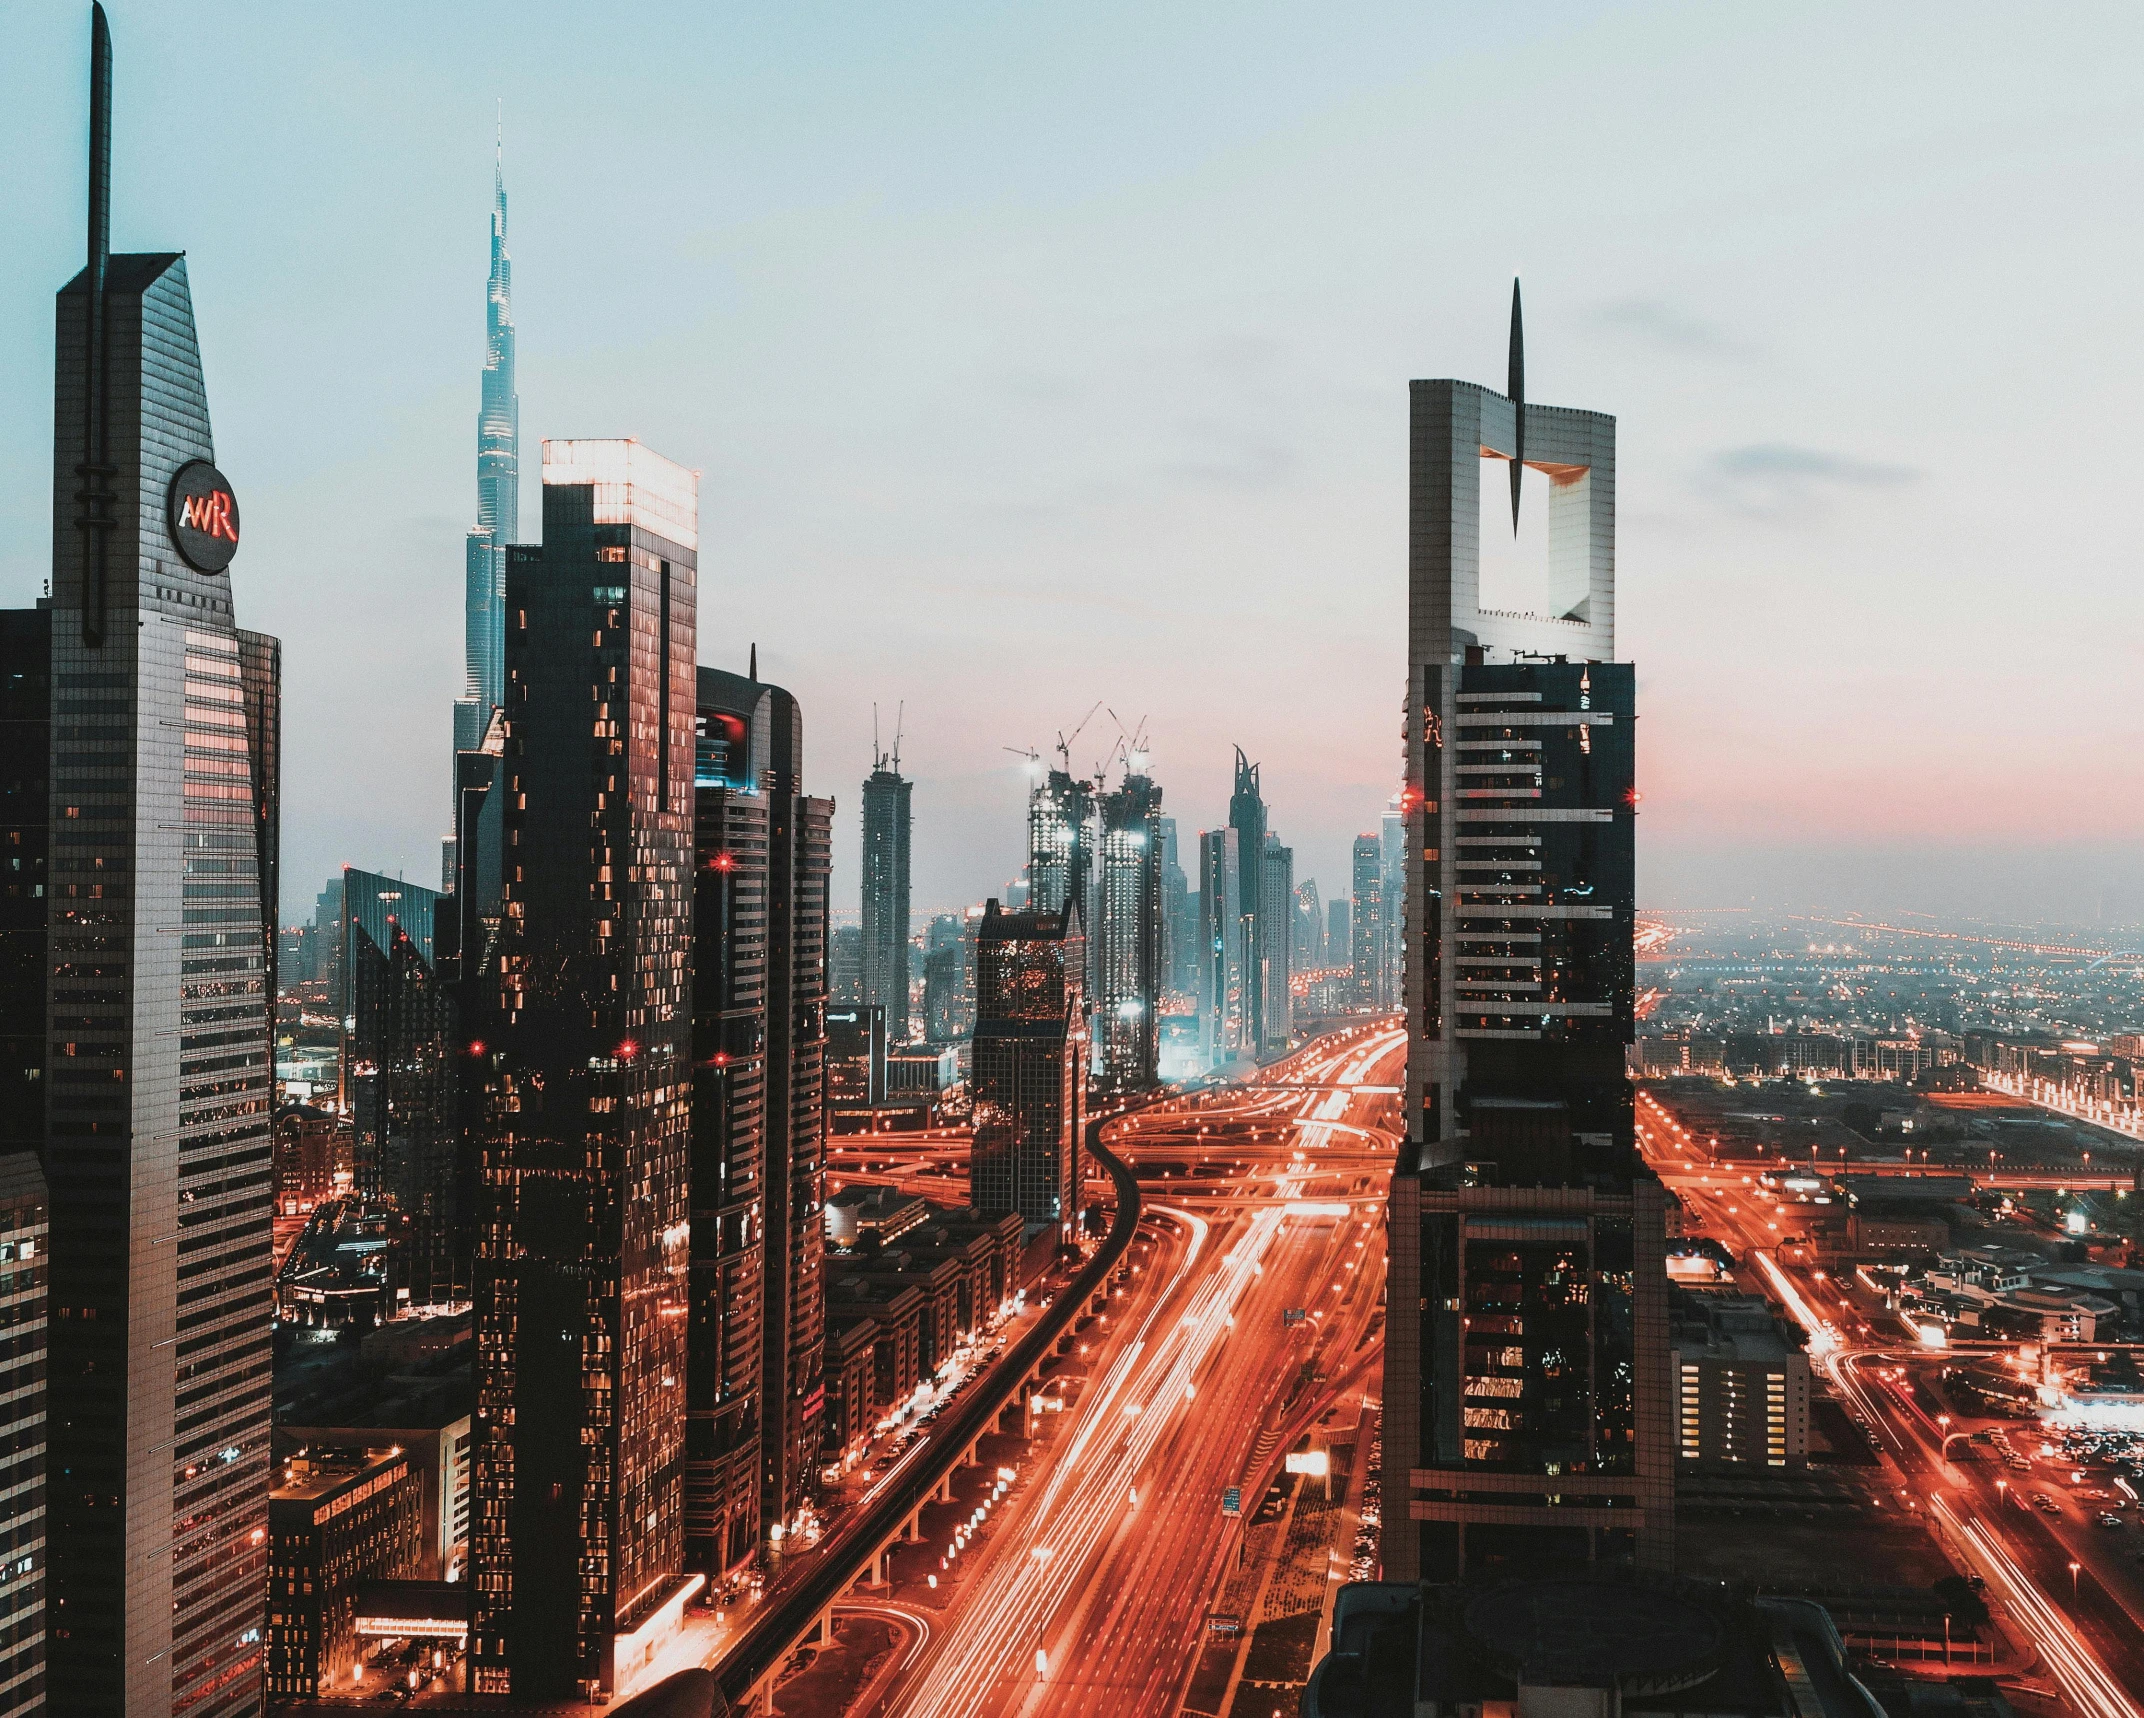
[5,2,2141,925]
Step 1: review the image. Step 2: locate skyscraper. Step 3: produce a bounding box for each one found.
[1158,815,1193,1002]
[1292,877,1322,968]
[1259,832,1293,1054]
[0,608,51,1160]
[1380,791,1406,1009]
[454,139,520,760]
[342,868,459,1303]
[1226,749,1266,1052]
[1326,898,1350,980]
[1094,768,1163,1090]
[1195,828,1242,1067]
[1026,768,1095,925]
[1350,834,1382,1009]
[969,901,1088,1236]
[859,747,912,1043]
[37,15,279,1709]
[688,662,832,1571]
[688,667,771,1578]
[1380,301,1666,1582]
[467,441,697,1697]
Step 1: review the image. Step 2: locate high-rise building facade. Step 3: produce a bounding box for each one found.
[467,440,698,1697]
[38,20,278,1709]
[687,667,770,1577]
[1292,878,1322,968]
[1094,771,1162,1090]
[1326,898,1350,978]
[0,1154,48,1717]
[1026,769,1094,927]
[1195,829,1242,1066]
[342,868,459,1303]
[1350,834,1382,1008]
[1380,324,1667,1583]
[0,610,51,1161]
[1226,750,1266,1052]
[969,902,1088,1236]
[686,663,832,1568]
[859,758,912,1043]
[922,910,976,1044]
[1380,792,1406,1009]
[1158,816,1193,1004]
[454,145,520,760]
[1259,833,1293,1055]
[693,668,831,1546]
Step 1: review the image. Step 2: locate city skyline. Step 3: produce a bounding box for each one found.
[8,10,2144,1716]
[6,6,2142,927]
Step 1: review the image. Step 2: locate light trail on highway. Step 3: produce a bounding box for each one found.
[1935,1497,2140,1718]
[883,1025,1404,1718]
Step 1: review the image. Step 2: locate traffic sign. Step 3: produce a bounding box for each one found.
[1222,1487,1242,1516]
[1284,1308,1307,1326]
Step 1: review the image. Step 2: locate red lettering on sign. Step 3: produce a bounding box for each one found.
[178,490,238,543]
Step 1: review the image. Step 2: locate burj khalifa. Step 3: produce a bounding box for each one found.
[454,138,519,759]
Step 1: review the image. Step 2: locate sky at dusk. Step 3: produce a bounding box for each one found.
[3,2,2140,928]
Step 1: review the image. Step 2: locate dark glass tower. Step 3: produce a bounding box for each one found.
[34,14,279,1713]
[969,901,1088,1236]
[1094,770,1162,1090]
[0,608,51,1159]
[1381,341,1669,1582]
[454,142,520,759]
[1227,748,1267,1053]
[342,867,459,1303]
[757,692,830,1544]
[859,753,911,1044]
[687,667,770,1575]
[467,441,697,1697]
[690,659,833,1553]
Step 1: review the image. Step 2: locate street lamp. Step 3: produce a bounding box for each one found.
[2069,1560,2082,1600]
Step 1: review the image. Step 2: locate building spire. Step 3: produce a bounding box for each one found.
[78,1,117,647]
[1507,276,1525,535]
[748,642,757,682]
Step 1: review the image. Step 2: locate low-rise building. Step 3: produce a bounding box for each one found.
[268,1438,424,1700]
[826,1185,930,1252]
[1304,1570,1863,1718]
[1670,1289,1810,1469]
[823,1314,883,1466]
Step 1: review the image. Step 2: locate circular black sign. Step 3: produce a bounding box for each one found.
[166,459,240,574]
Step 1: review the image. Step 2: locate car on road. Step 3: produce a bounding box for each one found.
[2098,1513,2125,1529]
[2034,1494,2062,1515]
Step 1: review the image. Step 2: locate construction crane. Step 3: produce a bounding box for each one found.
[1055,701,1103,775]
[1002,744,1043,777]
[1106,708,1151,777]
[872,701,906,773]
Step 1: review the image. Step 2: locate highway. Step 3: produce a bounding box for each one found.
[869,1023,1404,1718]
[1639,1090,2144,1718]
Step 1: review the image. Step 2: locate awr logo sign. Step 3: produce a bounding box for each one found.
[166,459,241,574]
[177,488,236,542]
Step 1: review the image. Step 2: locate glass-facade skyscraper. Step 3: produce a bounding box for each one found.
[343,867,460,1303]
[969,901,1087,1235]
[689,662,832,1570]
[454,144,520,761]
[468,441,697,1697]
[1094,770,1162,1090]
[859,758,912,1043]
[35,16,279,1710]
[1381,356,1669,1583]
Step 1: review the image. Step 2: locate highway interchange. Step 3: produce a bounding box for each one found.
[1641,1088,2144,1718]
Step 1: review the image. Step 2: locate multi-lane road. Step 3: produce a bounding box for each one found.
[1639,1089,2144,1718]
[866,1024,1405,1718]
